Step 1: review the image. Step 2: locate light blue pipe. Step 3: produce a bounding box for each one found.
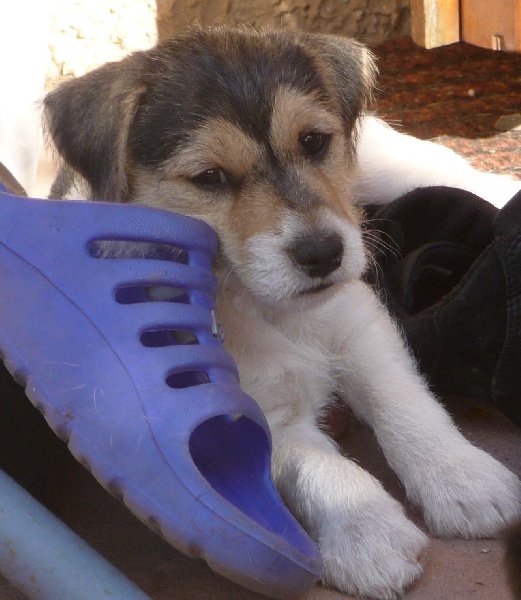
[0,469,150,599]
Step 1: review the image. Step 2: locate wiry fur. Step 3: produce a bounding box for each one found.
[44,27,521,599]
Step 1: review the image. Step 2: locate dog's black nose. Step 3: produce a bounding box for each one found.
[290,232,344,278]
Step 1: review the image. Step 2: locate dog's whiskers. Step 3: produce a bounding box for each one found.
[361,229,399,294]
[216,262,239,301]
[362,227,401,261]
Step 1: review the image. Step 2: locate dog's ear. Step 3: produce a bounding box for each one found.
[299,33,376,136]
[44,55,148,202]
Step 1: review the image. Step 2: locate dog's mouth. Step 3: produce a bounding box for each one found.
[299,281,336,296]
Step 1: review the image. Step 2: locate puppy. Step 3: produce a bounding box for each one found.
[44,27,521,599]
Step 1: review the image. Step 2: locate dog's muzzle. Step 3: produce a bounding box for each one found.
[289,231,344,279]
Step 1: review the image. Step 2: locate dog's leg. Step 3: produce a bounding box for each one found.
[354,116,521,208]
[333,280,521,539]
[226,303,427,598]
[270,416,427,599]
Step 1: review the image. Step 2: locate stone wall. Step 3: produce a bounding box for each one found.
[45,0,410,88]
[157,0,411,44]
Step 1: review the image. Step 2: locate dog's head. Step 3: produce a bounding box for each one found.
[44,27,375,306]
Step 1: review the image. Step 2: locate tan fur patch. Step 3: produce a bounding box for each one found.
[270,86,362,226]
[134,86,362,254]
[270,87,343,158]
[228,180,285,243]
[165,117,262,181]
[139,117,286,246]
[132,124,286,264]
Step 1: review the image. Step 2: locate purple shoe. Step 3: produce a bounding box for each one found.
[0,182,323,597]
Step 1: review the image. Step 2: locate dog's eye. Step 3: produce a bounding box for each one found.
[192,168,228,188]
[299,132,331,158]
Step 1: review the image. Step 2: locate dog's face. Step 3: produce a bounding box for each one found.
[45,27,375,306]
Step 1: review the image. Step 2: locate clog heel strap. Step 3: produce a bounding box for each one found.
[0,189,323,598]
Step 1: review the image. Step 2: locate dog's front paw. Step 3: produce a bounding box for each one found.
[410,445,521,538]
[320,493,428,600]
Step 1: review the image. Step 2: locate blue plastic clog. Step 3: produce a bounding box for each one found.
[0,184,323,598]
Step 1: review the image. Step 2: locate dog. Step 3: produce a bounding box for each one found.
[43,27,521,599]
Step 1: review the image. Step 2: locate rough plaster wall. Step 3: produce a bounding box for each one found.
[156,0,411,43]
[46,0,157,87]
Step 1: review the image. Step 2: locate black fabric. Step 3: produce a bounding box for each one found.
[367,186,521,427]
[365,186,498,257]
[364,186,499,321]
[381,241,476,318]
[492,223,521,424]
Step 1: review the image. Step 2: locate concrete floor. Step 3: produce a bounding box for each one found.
[1,377,520,599]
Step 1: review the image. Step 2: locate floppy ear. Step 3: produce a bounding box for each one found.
[299,33,376,136]
[44,55,148,202]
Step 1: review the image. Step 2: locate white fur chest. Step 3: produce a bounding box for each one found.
[215,284,343,430]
